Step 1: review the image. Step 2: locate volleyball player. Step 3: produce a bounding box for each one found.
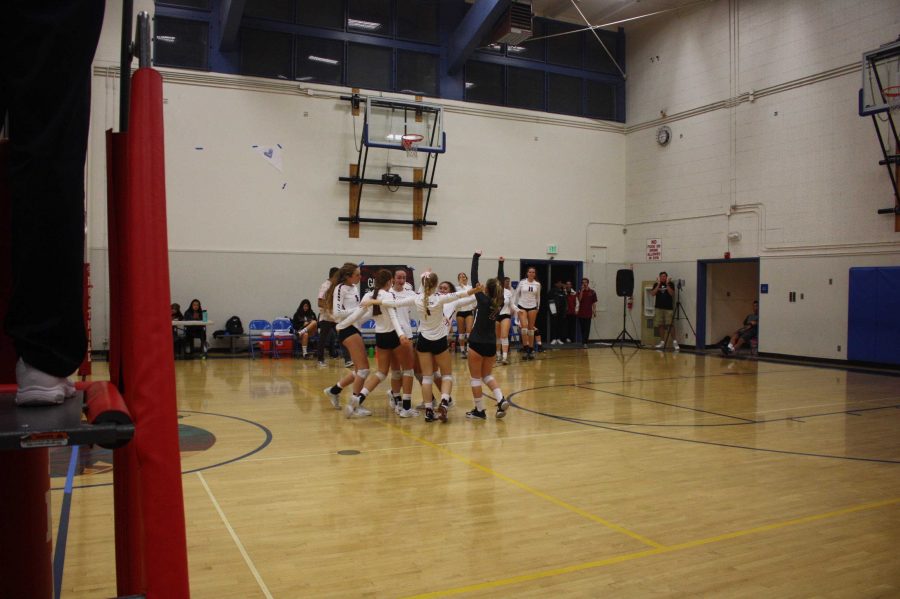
[337,269,416,418]
[386,269,416,415]
[495,276,514,365]
[322,263,368,414]
[514,267,541,360]
[367,273,478,422]
[465,251,510,420]
[455,271,476,358]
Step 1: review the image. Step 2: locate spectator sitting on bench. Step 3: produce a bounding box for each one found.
[183,298,208,356]
[292,299,318,359]
[721,300,758,356]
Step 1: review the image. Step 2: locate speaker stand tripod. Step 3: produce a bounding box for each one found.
[612,296,641,348]
[663,285,696,349]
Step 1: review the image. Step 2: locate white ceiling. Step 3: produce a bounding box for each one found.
[531,0,705,30]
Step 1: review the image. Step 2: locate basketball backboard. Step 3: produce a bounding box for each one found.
[860,39,900,116]
[363,98,446,154]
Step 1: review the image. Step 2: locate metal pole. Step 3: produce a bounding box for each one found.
[119,0,134,132]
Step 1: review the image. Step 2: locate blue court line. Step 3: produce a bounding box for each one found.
[54,445,79,599]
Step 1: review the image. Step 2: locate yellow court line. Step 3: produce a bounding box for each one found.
[403,496,900,598]
[381,421,665,550]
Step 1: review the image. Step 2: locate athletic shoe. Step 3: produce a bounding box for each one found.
[496,399,510,419]
[720,345,733,356]
[424,408,437,422]
[438,399,449,422]
[14,359,76,407]
[565,338,572,343]
[673,340,680,351]
[317,361,327,368]
[446,396,455,410]
[355,406,372,417]
[399,408,419,418]
[461,350,468,359]
[466,408,487,420]
[344,360,354,368]
[654,340,665,349]
[344,394,360,419]
[323,386,341,409]
[501,357,509,365]
[387,390,398,411]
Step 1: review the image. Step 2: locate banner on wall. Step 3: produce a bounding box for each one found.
[359,264,416,295]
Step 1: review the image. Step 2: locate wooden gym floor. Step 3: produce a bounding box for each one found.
[56,348,900,597]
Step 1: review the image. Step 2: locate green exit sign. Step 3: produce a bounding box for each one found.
[547,244,558,255]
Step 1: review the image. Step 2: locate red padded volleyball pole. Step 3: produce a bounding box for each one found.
[0,140,54,599]
[108,67,190,598]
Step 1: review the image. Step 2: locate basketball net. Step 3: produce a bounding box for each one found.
[401,134,423,158]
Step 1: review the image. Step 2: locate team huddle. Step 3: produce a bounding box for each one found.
[303,252,545,422]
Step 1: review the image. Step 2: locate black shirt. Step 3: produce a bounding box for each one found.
[653,282,675,310]
[468,253,504,345]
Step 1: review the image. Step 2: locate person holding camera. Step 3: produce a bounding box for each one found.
[651,272,679,351]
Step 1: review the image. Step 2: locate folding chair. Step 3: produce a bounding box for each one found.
[248,319,273,358]
[271,318,293,359]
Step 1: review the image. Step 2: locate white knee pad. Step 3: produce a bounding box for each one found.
[421,376,433,385]
[375,371,387,381]
[402,369,414,378]
[444,374,455,385]
[355,368,369,380]
[483,375,495,385]
[391,370,403,381]
[470,378,483,388]
[459,333,467,341]
[527,329,535,337]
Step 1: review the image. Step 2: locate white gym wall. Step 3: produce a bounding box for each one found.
[84,0,900,360]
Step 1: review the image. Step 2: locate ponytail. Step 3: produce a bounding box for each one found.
[324,262,358,311]
[421,273,438,316]
[371,269,392,317]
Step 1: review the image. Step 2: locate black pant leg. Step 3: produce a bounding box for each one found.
[317,321,335,361]
[578,318,591,343]
[2,2,105,376]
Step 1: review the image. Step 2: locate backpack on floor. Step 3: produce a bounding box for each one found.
[226,315,244,335]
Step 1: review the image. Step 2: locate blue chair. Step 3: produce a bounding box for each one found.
[271,318,293,359]
[248,320,273,358]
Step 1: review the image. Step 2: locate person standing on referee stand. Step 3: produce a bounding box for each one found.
[2,2,105,405]
[651,272,679,351]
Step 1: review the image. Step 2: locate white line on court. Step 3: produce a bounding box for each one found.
[242,426,597,463]
[197,471,274,599]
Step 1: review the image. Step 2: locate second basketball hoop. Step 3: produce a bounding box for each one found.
[401,133,424,157]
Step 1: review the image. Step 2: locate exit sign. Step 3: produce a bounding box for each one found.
[547,244,558,255]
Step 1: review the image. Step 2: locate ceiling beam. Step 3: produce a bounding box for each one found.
[218,0,246,51]
[447,0,512,75]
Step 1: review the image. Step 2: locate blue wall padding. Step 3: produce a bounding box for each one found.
[848,266,900,365]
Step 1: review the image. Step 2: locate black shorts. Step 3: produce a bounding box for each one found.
[416,336,448,355]
[739,327,758,342]
[456,310,473,318]
[338,326,360,343]
[468,341,497,358]
[375,331,401,350]
[496,314,511,321]
[517,305,538,313]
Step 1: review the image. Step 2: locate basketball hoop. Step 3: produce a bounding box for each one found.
[400,133,424,157]
[884,85,900,111]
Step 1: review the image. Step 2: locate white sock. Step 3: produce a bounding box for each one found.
[475,398,484,411]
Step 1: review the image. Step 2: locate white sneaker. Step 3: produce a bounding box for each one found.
[345,394,360,419]
[565,338,572,343]
[654,341,665,349]
[399,408,419,418]
[354,406,372,417]
[323,386,341,409]
[316,361,327,368]
[673,341,680,351]
[344,360,354,368]
[15,359,76,406]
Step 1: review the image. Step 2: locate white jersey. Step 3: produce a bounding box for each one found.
[515,279,541,310]
[317,279,334,322]
[500,288,513,316]
[336,290,403,334]
[455,284,477,312]
[332,283,360,321]
[384,290,468,341]
[391,284,416,338]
